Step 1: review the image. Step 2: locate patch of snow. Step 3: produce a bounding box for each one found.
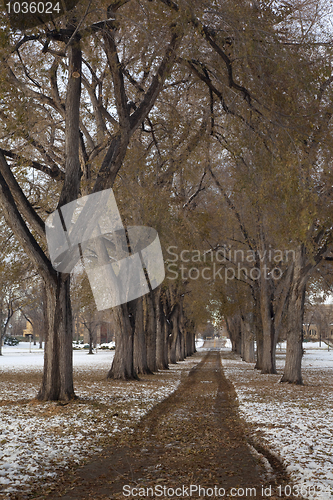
[0,344,201,497]
[195,339,204,349]
[223,347,333,499]
[224,338,232,349]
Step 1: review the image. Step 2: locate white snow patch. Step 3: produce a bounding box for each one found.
[0,344,200,497]
[223,347,333,499]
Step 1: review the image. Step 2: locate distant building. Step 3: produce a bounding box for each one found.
[23,321,33,338]
[303,324,333,341]
[303,303,333,341]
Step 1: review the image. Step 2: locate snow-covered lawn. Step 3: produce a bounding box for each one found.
[223,343,333,499]
[0,344,202,498]
[3,340,332,499]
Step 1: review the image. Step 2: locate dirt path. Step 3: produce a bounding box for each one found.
[39,350,292,499]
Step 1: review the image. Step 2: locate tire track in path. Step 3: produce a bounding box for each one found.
[43,351,291,499]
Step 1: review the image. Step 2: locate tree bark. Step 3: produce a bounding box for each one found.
[133,296,151,374]
[258,230,277,374]
[241,316,255,363]
[226,315,242,354]
[250,282,263,369]
[37,275,75,401]
[168,304,179,364]
[155,287,169,370]
[281,246,307,384]
[259,279,276,373]
[144,292,156,372]
[175,299,185,362]
[108,302,138,380]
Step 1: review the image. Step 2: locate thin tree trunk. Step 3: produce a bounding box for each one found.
[88,328,94,354]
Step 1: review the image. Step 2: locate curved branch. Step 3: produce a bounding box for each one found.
[208,165,255,251]
[0,163,54,283]
[0,151,46,240]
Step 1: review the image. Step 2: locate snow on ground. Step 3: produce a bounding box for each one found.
[0,344,202,498]
[195,338,204,349]
[3,339,332,499]
[225,338,232,349]
[223,343,333,499]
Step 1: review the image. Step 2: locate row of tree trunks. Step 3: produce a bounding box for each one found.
[226,245,312,385]
[108,285,197,380]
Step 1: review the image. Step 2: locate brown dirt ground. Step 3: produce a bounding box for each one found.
[29,350,300,500]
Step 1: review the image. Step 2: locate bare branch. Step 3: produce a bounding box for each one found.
[0,151,46,240]
[103,31,130,130]
[0,162,54,283]
[183,171,206,209]
[0,148,65,181]
[208,165,255,251]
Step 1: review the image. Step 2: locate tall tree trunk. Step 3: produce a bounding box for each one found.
[176,301,185,361]
[156,288,168,370]
[226,315,242,354]
[176,332,183,361]
[281,246,307,385]
[145,293,157,373]
[169,304,179,364]
[281,287,305,384]
[260,282,276,373]
[133,296,151,374]
[259,233,277,374]
[252,285,264,370]
[37,275,75,401]
[179,309,186,361]
[191,327,196,354]
[255,332,263,370]
[108,302,138,380]
[38,39,81,399]
[241,316,255,363]
[185,319,195,356]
